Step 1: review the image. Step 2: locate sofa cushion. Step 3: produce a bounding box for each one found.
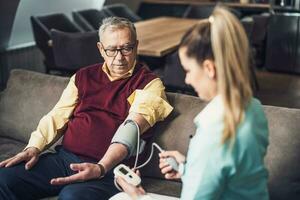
[143,177,181,198]
[264,105,300,200]
[141,93,206,179]
[0,137,25,161]
[0,69,69,143]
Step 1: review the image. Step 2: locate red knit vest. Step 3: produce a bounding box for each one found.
[62,63,157,162]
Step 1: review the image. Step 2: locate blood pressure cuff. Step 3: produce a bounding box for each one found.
[111,120,145,158]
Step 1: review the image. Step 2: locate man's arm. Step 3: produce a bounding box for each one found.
[127,78,173,127]
[99,112,150,171]
[50,78,172,185]
[0,75,78,169]
[96,78,172,176]
[50,113,149,185]
[26,75,78,151]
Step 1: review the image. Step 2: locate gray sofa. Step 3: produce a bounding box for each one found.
[0,69,300,200]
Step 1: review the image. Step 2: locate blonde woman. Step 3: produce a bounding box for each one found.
[113,6,269,200]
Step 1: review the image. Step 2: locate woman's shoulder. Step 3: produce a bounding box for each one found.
[234,97,269,154]
[243,98,268,133]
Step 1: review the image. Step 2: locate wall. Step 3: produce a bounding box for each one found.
[104,0,141,12]
[8,0,105,49]
[0,0,106,90]
[0,0,20,52]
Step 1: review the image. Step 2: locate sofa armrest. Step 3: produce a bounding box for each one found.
[0,69,69,143]
[0,90,3,101]
[0,91,4,135]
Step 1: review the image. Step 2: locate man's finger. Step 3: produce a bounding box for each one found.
[70,163,86,171]
[5,156,24,168]
[25,156,38,170]
[0,157,14,167]
[50,173,84,185]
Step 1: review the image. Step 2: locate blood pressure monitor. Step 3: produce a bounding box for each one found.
[113,164,141,186]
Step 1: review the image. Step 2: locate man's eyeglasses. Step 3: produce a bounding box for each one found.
[101,42,136,57]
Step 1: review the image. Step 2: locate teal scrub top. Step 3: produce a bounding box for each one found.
[180,96,269,200]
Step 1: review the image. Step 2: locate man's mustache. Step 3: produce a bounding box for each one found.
[113,63,127,66]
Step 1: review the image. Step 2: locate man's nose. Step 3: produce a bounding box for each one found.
[115,50,124,60]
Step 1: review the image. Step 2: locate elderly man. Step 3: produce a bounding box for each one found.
[0,17,172,200]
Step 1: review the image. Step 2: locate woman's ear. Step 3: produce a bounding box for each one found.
[203,59,216,80]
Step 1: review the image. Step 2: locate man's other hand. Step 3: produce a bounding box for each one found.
[50,163,102,185]
[0,147,40,170]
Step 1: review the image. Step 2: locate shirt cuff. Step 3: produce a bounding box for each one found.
[25,131,47,151]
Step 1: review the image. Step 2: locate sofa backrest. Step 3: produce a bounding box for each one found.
[0,69,69,143]
[141,93,206,179]
[263,105,300,200]
[1,69,300,200]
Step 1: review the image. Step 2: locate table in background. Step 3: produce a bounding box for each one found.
[135,17,199,57]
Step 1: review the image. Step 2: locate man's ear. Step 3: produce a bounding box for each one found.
[203,59,216,80]
[97,42,105,58]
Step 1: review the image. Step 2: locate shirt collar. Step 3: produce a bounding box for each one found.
[102,60,136,81]
[193,95,224,128]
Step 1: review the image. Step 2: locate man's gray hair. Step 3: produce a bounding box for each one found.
[99,17,137,42]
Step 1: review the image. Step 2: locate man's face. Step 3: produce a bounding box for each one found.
[97,27,138,77]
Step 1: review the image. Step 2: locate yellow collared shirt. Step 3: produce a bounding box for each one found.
[26,63,173,151]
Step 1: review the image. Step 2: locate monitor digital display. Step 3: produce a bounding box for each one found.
[120,167,128,175]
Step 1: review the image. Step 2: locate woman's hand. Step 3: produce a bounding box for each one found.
[50,162,103,185]
[159,151,186,180]
[116,170,146,200]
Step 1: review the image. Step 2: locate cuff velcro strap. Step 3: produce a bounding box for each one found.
[111,120,140,158]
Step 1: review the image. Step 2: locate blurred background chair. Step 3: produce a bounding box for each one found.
[51,29,103,75]
[241,16,254,40]
[250,13,270,69]
[163,49,259,96]
[30,13,83,74]
[240,16,260,91]
[72,9,113,31]
[265,12,300,74]
[183,5,215,19]
[163,51,196,96]
[103,3,142,22]
[183,5,242,19]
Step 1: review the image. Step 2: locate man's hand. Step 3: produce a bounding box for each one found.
[159,151,186,180]
[0,147,40,170]
[116,170,145,199]
[50,163,102,185]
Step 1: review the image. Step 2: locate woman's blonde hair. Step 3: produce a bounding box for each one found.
[180,6,252,144]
